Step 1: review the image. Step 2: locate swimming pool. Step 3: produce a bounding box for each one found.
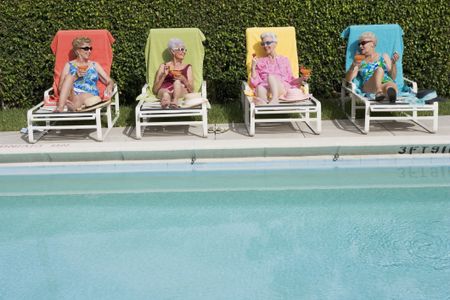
[1,158,449,299]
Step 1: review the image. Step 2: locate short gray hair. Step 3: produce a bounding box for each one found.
[260,32,277,42]
[359,32,377,46]
[168,38,185,50]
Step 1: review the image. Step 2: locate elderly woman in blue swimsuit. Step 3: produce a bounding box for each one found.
[57,37,114,112]
[345,31,400,102]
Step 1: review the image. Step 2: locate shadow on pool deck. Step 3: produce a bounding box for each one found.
[1,117,450,163]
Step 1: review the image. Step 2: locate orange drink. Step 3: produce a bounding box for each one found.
[78,65,88,72]
[300,66,311,77]
[170,69,182,77]
[354,54,365,63]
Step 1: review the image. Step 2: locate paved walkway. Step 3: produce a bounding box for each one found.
[1,117,449,163]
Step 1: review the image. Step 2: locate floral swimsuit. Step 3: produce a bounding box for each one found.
[359,56,393,84]
[69,62,99,96]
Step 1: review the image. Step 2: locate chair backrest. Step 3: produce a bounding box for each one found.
[341,24,406,92]
[50,29,115,101]
[246,27,299,82]
[145,28,205,96]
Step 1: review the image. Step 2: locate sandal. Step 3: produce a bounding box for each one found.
[387,87,397,103]
[375,92,385,102]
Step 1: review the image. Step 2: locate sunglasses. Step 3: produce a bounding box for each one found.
[358,40,372,46]
[260,41,275,46]
[173,47,187,52]
[79,46,93,51]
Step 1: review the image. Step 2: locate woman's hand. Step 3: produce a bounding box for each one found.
[163,63,170,77]
[391,51,400,64]
[76,68,87,78]
[104,86,113,100]
[251,55,258,72]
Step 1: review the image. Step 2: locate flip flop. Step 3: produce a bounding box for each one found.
[387,87,397,103]
[375,92,385,102]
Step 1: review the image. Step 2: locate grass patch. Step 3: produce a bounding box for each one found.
[0,108,27,131]
[1,98,447,132]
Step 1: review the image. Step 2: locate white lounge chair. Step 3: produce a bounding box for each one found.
[26,29,120,143]
[135,28,208,139]
[241,27,321,136]
[340,24,438,134]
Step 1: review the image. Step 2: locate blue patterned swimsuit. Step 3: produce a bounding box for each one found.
[69,62,99,96]
[359,55,393,84]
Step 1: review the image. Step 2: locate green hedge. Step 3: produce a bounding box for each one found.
[0,0,448,108]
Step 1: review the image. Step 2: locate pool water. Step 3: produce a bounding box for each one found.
[1,160,449,299]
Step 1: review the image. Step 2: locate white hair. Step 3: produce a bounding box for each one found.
[260,32,277,42]
[359,32,377,45]
[167,38,185,50]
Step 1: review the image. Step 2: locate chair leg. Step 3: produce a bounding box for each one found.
[135,105,142,139]
[316,110,322,134]
[364,103,370,134]
[106,105,112,128]
[96,108,103,141]
[249,104,255,136]
[27,109,34,143]
[432,102,438,133]
[202,104,208,138]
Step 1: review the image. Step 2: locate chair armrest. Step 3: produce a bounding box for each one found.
[403,77,418,93]
[201,81,207,98]
[44,87,54,101]
[341,78,357,92]
[141,83,149,95]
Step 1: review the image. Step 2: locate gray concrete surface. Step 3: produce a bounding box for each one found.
[1,117,449,163]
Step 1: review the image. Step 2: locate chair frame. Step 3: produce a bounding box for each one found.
[26,84,120,143]
[135,81,208,139]
[241,81,321,136]
[340,78,438,134]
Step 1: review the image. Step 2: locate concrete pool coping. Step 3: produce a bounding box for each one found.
[1,117,450,163]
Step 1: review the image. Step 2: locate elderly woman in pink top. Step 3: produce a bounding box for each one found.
[250,32,308,104]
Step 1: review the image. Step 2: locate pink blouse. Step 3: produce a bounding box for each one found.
[250,55,297,90]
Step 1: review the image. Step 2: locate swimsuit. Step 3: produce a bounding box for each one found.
[159,64,191,92]
[359,55,393,84]
[250,56,297,92]
[69,62,100,96]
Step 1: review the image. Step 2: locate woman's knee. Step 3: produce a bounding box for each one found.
[173,80,183,89]
[256,86,267,96]
[374,67,384,76]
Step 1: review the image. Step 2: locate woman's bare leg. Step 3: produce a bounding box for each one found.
[363,68,398,101]
[267,74,286,102]
[57,75,76,111]
[70,93,94,111]
[363,67,384,94]
[255,86,269,104]
[172,80,187,107]
[157,88,171,109]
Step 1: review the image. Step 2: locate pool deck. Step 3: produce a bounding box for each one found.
[1,117,450,163]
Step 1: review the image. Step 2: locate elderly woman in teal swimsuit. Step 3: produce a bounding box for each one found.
[57,37,114,112]
[345,31,400,102]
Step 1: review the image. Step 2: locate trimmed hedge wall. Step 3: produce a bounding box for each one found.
[0,0,448,108]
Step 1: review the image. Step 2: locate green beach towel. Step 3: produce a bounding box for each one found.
[138,28,206,102]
